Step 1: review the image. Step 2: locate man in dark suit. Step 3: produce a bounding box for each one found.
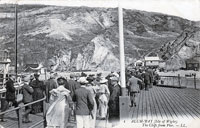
[73,77,94,128]
[142,69,151,91]
[45,72,58,103]
[108,77,121,123]
[67,73,81,99]
[0,75,18,122]
[147,68,154,88]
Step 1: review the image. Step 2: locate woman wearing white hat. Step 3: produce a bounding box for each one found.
[98,78,110,119]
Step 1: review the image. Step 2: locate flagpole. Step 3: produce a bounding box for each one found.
[15,4,18,78]
[118,3,126,96]
[118,1,130,121]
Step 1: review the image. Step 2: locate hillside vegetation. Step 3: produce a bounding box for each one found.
[0,5,200,71]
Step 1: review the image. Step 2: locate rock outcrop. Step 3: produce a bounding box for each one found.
[0,5,200,71]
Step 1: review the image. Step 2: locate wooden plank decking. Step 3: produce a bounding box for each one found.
[0,112,44,128]
[1,86,200,128]
[131,86,200,119]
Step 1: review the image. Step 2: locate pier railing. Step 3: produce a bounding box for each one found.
[0,96,46,128]
[158,74,199,89]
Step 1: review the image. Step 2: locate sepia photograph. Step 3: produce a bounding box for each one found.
[0,0,200,128]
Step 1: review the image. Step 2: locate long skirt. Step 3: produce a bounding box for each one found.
[90,97,97,128]
[99,94,108,118]
[46,96,71,128]
[32,88,44,113]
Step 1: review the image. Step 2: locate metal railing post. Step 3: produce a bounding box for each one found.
[194,74,197,89]
[178,74,181,87]
[0,96,46,128]
[17,106,23,128]
[43,99,47,128]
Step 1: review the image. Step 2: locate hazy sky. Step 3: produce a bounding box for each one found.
[1,0,200,21]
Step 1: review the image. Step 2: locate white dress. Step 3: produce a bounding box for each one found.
[98,84,110,118]
[46,86,71,128]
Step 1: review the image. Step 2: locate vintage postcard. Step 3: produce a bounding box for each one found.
[0,0,200,128]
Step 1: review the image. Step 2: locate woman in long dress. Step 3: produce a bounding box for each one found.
[98,78,110,119]
[46,77,72,128]
[85,76,99,128]
[31,73,45,113]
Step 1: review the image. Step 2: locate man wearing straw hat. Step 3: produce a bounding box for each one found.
[73,77,94,128]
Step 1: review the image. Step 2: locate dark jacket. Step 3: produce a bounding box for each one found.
[127,76,142,92]
[142,72,151,84]
[6,79,16,101]
[22,82,34,103]
[45,78,58,102]
[73,86,94,115]
[109,84,121,116]
[67,79,80,98]
[147,69,154,83]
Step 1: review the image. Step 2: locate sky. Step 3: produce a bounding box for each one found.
[0,0,200,21]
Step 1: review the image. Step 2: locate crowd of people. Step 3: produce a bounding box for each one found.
[0,66,160,128]
[126,67,159,107]
[45,72,121,128]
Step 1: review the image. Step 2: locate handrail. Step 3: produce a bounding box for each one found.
[0,96,46,115]
[0,96,47,128]
[23,96,46,107]
[0,106,20,115]
[29,120,45,128]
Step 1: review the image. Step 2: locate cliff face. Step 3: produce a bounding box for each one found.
[0,5,200,71]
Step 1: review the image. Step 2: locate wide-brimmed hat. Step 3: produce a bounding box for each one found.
[70,73,76,78]
[75,73,81,77]
[87,76,95,81]
[97,73,102,76]
[23,76,30,82]
[113,72,119,77]
[81,72,87,77]
[50,72,57,78]
[30,74,34,80]
[78,77,88,84]
[57,77,66,85]
[108,73,114,77]
[89,74,95,77]
[34,72,40,77]
[100,78,108,84]
[110,77,119,81]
